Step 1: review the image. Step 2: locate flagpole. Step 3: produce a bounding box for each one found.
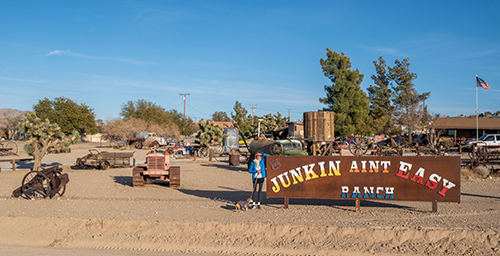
[476,75,478,141]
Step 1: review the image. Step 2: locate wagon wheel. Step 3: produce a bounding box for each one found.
[468,146,475,161]
[21,171,50,199]
[100,161,110,170]
[52,184,66,198]
[348,136,368,156]
[5,141,17,154]
[476,146,489,161]
[198,147,209,157]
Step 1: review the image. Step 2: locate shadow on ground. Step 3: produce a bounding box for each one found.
[199,162,248,172]
[113,175,171,188]
[176,188,416,212]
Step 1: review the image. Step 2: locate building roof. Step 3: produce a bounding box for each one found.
[194,121,234,130]
[212,122,234,128]
[433,117,500,130]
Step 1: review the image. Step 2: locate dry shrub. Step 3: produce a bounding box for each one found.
[147,123,180,141]
[102,119,180,142]
[461,167,483,180]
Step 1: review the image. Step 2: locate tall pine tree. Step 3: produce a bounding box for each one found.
[367,57,395,135]
[319,49,371,137]
[388,58,430,142]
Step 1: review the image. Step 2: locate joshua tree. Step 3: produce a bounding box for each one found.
[19,112,80,171]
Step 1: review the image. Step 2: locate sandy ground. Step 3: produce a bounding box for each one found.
[0,143,499,255]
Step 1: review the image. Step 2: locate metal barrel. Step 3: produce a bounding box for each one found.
[249,139,283,155]
[135,131,149,139]
[222,127,239,153]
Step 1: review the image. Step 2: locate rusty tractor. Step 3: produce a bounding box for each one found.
[132,151,180,187]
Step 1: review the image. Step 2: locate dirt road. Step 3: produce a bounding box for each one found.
[0,145,499,255]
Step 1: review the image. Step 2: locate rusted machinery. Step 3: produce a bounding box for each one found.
[132,151,180,187]
[465,144,500,174]
[0,141,18,156]
[75,149,135,170]
[12,166,69,199]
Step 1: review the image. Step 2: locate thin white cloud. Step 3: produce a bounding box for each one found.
[0,76,50,83]
[44,50,95,59]
[136,8,185,21]
[43,50,155,65]
[363,46,407,57]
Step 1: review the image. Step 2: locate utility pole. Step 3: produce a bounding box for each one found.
[250,104,257,125]
[287,108,292,121]
[180,93,190,127]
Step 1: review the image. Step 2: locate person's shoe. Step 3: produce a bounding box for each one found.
[257,204,261,209]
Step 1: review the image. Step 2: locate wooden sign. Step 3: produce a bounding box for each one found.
[266,155,461,203]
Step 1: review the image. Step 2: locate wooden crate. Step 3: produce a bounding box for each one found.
[303,111,335,142]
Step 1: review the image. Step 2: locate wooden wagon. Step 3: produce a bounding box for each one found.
[75,149,135,170]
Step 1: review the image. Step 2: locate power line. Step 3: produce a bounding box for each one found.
[186,103,212,117]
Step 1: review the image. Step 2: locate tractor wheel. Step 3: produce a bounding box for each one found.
[100,161,110,170]
[135,142,143,149]
[21,171,50,199]
[151,141,160,150]
[132,167,145,187]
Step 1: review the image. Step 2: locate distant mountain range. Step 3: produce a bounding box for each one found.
[0,108,28,118]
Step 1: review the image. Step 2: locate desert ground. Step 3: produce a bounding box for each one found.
[0,143,499,255]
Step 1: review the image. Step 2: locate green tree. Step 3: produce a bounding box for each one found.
[33,97,98,135]
[319,49,371,137]
[168,109,196,136]
[388,58,430,141]
[120,99,174,126]
[19,112,80,171]
[231,101,251,136]
[212,111,231,122]
[367,57,395,135]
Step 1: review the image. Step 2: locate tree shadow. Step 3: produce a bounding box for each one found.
[462,192,500,200]
[70,165,91,170]
[199,162,248,172]
[176,188,416,212]
[14,161,65,170]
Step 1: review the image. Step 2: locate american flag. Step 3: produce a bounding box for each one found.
[476,76,491,90]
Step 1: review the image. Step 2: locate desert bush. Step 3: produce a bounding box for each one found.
[102,118,180,142]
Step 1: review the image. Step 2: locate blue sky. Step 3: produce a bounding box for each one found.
[1,1,499,123]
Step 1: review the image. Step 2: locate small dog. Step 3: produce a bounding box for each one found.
[235,198,253,211]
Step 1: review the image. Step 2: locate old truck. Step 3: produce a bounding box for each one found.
[129,131,170,149]
[132,150,180,187]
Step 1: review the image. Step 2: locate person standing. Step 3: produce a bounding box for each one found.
[248,152,268,209]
